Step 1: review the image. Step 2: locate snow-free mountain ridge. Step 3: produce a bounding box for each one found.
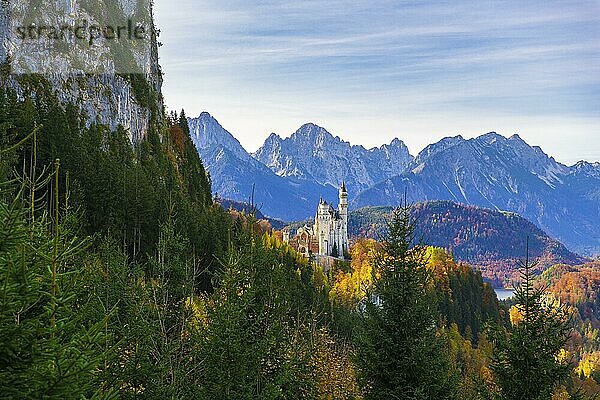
[348,201,586,287]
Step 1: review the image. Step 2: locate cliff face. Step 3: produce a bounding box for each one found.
[0,0,162,143]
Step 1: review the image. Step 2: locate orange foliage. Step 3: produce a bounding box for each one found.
[169,124,186,155]
[228,208,273,236]
[549,268,600,308]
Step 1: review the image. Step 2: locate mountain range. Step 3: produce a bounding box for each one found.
[187,112,600,256]
[353,133,600,256]
[188,113,338,220]
[253,123,413,195]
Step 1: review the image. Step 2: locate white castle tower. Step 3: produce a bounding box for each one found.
[313,183,349,258]
[283,183,349,260]
[338,182,349,256]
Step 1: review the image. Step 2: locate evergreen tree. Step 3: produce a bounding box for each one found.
[0,159,113,399]
[490,240,572,400]
[178,109,189,135]
[192,217,329,399]
[354,204,457,400]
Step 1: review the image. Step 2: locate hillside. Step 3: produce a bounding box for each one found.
[215,197,286,230]
[540,260,600,324]
[348,201,585,287]
[0,28,340,400]
[540,262,600,385]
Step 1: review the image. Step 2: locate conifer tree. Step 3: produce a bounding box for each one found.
[178,109,189,135]
[490,239,572,400]
[0,156,113,399]
[354,203,457,400]
[193,216,325,399]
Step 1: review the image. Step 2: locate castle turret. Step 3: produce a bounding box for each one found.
[282,227,290,243]
[339,182,348,220]
[338,182,349,258]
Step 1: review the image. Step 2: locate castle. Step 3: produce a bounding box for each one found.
[283,183,349,259]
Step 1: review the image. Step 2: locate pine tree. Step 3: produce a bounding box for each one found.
[490,239,572,400]
[354,204,457,400]
[0,157,113,399]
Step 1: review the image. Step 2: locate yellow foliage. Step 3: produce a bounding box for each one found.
[509,305,524,326]
[186,295,209,328]
[310,329,362,399]
[262,231,309,266]
[557,348,571,364]
[330,238,380,307]
[551,386,570,400]
[479,365,502,398]
[312,263,327,289]
[444,322,498,399]
[576,351,600,379]
[426,246,455,269]
[425,247,455,292]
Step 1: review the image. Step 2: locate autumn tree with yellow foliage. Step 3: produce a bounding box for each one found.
[330,238,381,308]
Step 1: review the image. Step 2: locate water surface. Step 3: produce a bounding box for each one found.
[494,288,515,301]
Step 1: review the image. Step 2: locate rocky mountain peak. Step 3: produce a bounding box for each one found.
[188,112,251,161]
[265,132,281,141]
[291,123,343,149]
[475,132,568,187]
[477,131,503,144]
[192,112,599,255]
[570,160,600,179]
[389,137,404,147]
[253,122,413,194]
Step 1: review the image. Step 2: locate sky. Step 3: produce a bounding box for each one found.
[154,0,600,165]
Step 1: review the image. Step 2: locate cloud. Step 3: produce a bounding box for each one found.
[154,0,600,163]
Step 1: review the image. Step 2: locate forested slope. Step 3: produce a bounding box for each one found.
[349,201,584,287]
[0,71,349,397]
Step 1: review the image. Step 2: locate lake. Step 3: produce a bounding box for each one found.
[494,288,515,301]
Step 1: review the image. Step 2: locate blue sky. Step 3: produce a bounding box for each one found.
[154,0,599,165]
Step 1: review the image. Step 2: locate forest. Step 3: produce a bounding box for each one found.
[348,203,585,288]
[1,74,599,399]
